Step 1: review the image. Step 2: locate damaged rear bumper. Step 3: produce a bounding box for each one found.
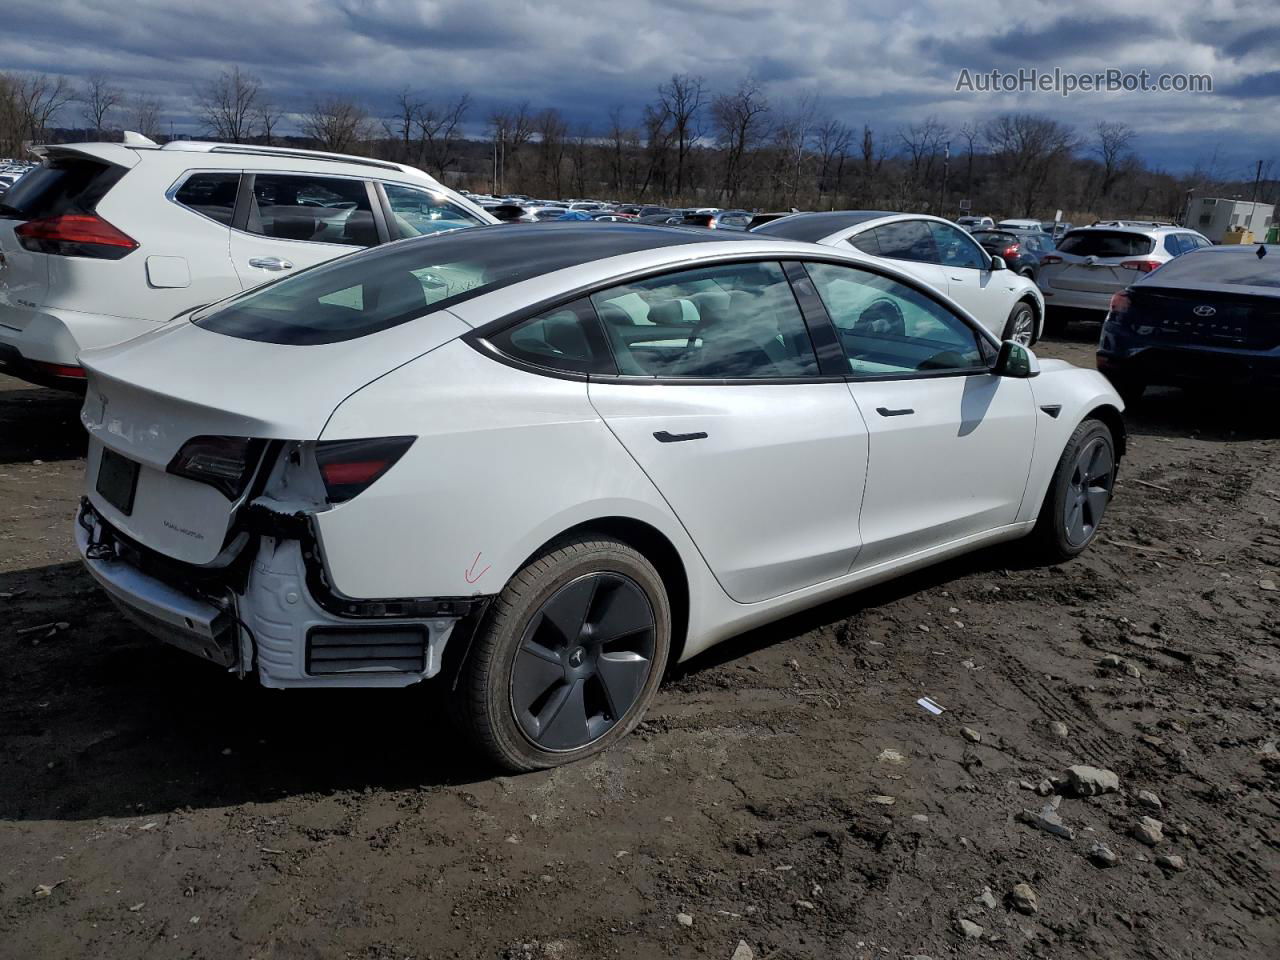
[77,499,491,688]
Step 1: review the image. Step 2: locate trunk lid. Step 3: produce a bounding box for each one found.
[80,311,469,563]
[1051,230,1155,294]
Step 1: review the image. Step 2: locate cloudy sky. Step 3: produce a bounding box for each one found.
[3,0,1277,175]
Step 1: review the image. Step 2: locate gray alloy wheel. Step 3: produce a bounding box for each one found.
[454,535,671,771]
[510,572,656,751]
[1004,302,1038,346]
[1028,418,1117,562]
[1063,436,1115,547]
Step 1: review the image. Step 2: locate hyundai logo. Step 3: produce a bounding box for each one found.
[1193,305,1216,317]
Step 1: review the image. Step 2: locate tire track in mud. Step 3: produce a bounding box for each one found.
[1000,655,1119,762]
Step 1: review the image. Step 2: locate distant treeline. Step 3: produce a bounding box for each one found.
[3,67,1275,221]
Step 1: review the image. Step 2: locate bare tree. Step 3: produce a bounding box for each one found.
[639,99,673,199]
[253,96,284,145]
[898,115,948,203]
[957,121,979,201]
[302,96,371,153]
[128,94,163,140]
[534,107,569,197]
[13,73,75,143]
[1095,121,1137,199]
[196,66,261,142]
[658,73,706,196]
[489,102,535,187]
[417,93,471,178]
[772,94,817,207]
[711,76,770,203]
[387,87,423,162]
[813,116,854,205]
[984,113,1078,217]
[80,75,122,138]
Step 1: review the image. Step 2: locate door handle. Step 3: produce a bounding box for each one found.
[875,407,914,417]
[653,430,708,443]
[247,257,294,271]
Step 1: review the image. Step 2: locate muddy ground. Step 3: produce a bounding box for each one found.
[1,326,1277,960]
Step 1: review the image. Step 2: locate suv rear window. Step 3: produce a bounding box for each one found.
[0,158,124,220]
[174,172,240,226]
[1056,230,1154,258]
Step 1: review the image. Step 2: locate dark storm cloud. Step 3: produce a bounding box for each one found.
[0,0,1272,172]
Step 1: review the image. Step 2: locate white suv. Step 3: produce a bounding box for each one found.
[0,137,495,388]
[1037,221,1212,324]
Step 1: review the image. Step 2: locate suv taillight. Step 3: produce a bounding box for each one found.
[1119,259,1161,273]
[1040,254,1063,265]
[1002,243,1020,258]
[167,436,261,498]
[15,213,138,259]
[315,436,415,503]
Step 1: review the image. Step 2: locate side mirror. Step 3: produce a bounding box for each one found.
[993,340,1040,378]
[989,255,1007,271]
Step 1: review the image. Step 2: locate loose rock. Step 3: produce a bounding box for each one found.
[869,795,896,806]
[1010,883,1039,915]
[1133,816,1164,846]
[731,941,754,960]
[1155,853,1186,872]
[1100,654,1142,678]
[1137,789,1162,810]
[676,912,693,927]
[1048,721,1070,738]
[977,887,998,909]
[1018,799,1074,840]
[1089,842,1119,867]
[961,727,982,743]
[956,917,985,939]
[794,899,816,910]
[1063,764,1120,797]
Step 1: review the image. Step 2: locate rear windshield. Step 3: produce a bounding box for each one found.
[972,231,1018,245]
[193,223,724,345]
[1143,247,1280,289]
[0,158,123,220]
[1057,230,1154,258]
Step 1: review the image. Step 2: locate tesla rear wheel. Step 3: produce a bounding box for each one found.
[1028,419,1117,563]
[455,536,671,771]
[1003,302,1038,345]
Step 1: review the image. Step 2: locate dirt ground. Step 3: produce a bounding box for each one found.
[1,325,1277,960]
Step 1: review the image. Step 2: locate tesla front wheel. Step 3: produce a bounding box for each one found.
[1028,418,1117,563]
[455,535,671,771]
[1003,302,1038,345]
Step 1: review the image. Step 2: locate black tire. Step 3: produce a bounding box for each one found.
[1019,267,1036,283]
[453,535,671,771]
[1002,301,1038,345]
[1028,418,1118,563]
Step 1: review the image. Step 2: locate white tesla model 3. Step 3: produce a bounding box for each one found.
[76,223,1124,770]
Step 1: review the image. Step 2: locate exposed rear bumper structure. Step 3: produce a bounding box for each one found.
[1098,332,1280,389]
[76,499,490,688]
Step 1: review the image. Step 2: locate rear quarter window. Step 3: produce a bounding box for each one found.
[1057,231,1154,258]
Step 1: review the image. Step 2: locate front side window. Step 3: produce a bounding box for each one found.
[246,174,376,247]
[384,183,482,239]
[928,221,987,269]
[174,172,240,226]
[488,299,614,375]
[590,261,819,379]
[871,219,939,263]
[804,262,987,378]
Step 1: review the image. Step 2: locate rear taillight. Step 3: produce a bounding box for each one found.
[1106,289,1132,326]
[315,436,415,504]
[1040,254,1063,265]
[1002,243,1020,259]
[167,436,261,498]
[1119,259,1161,273]
[15,213,138,259]
[30,360,85,380]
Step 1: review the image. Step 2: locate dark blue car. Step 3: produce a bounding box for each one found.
[1097,243,1280,403]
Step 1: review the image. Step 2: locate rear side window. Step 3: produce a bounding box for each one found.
[488,299,615,375]
[1057,231,1154,258]
[246,174,376,247]
[173,172,240,226]
[848,230,881,255]
[383,183,482,239]
[871,220,939,263]
[0,158,123,220]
